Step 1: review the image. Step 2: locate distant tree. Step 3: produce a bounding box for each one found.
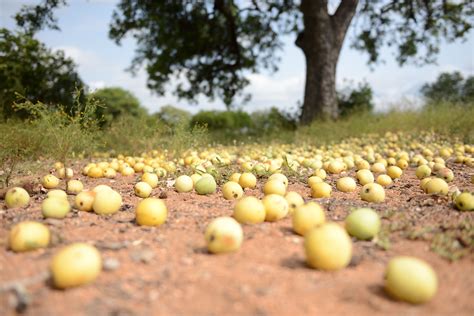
[421,71,474,104]
[156,105,191,126]
[14,0,474,123]
[338,81,374,117]
[0,28,84,119]
[91,87,145,125]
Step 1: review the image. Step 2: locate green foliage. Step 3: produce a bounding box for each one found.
[156,105,191,127]
[251,108,297,132]
[337,81,374,117]
[91,87,145,126]
[190,110,253,130]
[421,71,474,103]
[0,28,84,119]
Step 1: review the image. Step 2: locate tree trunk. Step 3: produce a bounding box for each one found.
[297,0,359,124]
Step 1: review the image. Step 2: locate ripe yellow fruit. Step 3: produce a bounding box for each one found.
[205,217,243,254]
[229,172,242,183]
[263,194,289,222]
[376,174,393,187]
[308,176,323,188]
[304,223,352,271]
[222,181,244,200]
[384,256,438,304]
[313,169,327,180]
[134,181,153,198]
[175,175,194,193]
[416,165,432,179]
[135,198,168,226]
[345,208,380,240]
[75,191,96,212]
[8,221,50,252]
[5,187,30,208]
[420,177,433,191]
[263,179,286,196]
[311,182,332,198]
[87,166,104,178]
[121,166,135,176]
[436,168,454,182]
[360,183,385,203]
[92,184,112,193]
[356,169,374,185]
[141,172,159,188]
[387,166,403,179]
[103,167,117,179]
[327,160,345,174]
[268,173,288,187]
[50,243,102,289]
[92,189,122,215]
[336,177,357,192]
[42,174,60,189]
[285,191,304,215]
[233,196,266,224]
[292,202,326,236]
[42,197,71,219]
[425,178,449,195]
[190,173,202,185]
[371,162,386,173]
[66,180,83,194]
[195,175,217,195]
[454,192,474,211]
[397,159,408,169]
[239,172,257,189]
[58,167,74,179]
[47,189,68,200]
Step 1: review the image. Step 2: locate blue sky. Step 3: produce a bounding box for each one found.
[1,0,473,114]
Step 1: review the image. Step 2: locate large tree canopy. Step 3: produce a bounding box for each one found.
[421,71,474,104]
[0,28,84,119]
[15,0,473,123]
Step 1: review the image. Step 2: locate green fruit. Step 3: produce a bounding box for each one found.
[385,256,438,304]
[195,176,217,195]
[345,208,380,240]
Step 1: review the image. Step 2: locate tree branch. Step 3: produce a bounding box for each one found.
[332,0,359,46]
[214,0,241,67]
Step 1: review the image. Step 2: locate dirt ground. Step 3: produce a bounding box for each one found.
[0,161,473,316]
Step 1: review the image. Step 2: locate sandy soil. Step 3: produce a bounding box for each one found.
[0,161,473,316]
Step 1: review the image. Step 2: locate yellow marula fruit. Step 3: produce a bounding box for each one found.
[205,217,243,254]
[304,222,352,271]
[371,162,386,173]
[425,178,449,195]
[229,172,242,183]
[376,174,393,187]
[416,165,431,179]
[190,173,202,185]
[285,191,304,215]
[263,179,286,196]
[268,173,288,187]
[175,175,194,193]
[75,191,96,212]
[222,181,244,200]
[308,176,323,188]
[311,182,332,198]
[360,183,385,203]
[263,194,289,222]
[345,208,380,240]
[135,198,168,226]
[103,167,117,178]
[142,172,159,188]
[233,196,265,224]
[42,197,71,219]
[420,177,433,191]
[292,202,326,236]
[5,187,30,208]
[87,166,104,178]
[387,166,403,179]
[384,256,438,304]
[92,184,112,193]
[42,174,60,189]
[239,172,257,189]
[313,169,327,180]
[336,177,357,193]
[397,159,408,169]
[134,181,153,198]
[66,180,83,194]
[47,189,68,200]
[454,192,474,211]
[195,175,217,195]
[92,189,122,215]
[58,167,74,179]
[121,166,135,176]
[436,168,454,182]
[8,221,50,252]
[50,243,102,289]
[356,169,374,185]
[327,160,345,174]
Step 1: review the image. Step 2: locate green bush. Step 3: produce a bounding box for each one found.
[190,110,252,130]
[338,81,374,117]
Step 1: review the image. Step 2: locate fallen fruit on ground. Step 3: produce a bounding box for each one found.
[42,174,60,189]
[50,243,102,289]
[336,177,357,192]
[285,191,304,214]
[66,180,84,194]
[195,175,217,195]
[5,187,30,208]
[425,178,449,195]
[135,198,168,226]
[263,179,286,196]
[304,222,352,271]
[222,181,244,200]
[8,221,50,252]
[175,175,194,193]
[42,197,71,219]
[360,183,385,203]
[205,216,243,254]
[311,182,332,198]
[262,194,289,222]
[134,181,153,198]
[92,189,122,215]
[384,256,438,304]
[239,172,257,189]
[233,196,266,224]
[345,208,381,240]
[292,202,326,236]
[47,189,68,200]
[454,192,474,211]
[75,191,96,212]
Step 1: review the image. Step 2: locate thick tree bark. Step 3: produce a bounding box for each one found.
[298,0,359,124]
